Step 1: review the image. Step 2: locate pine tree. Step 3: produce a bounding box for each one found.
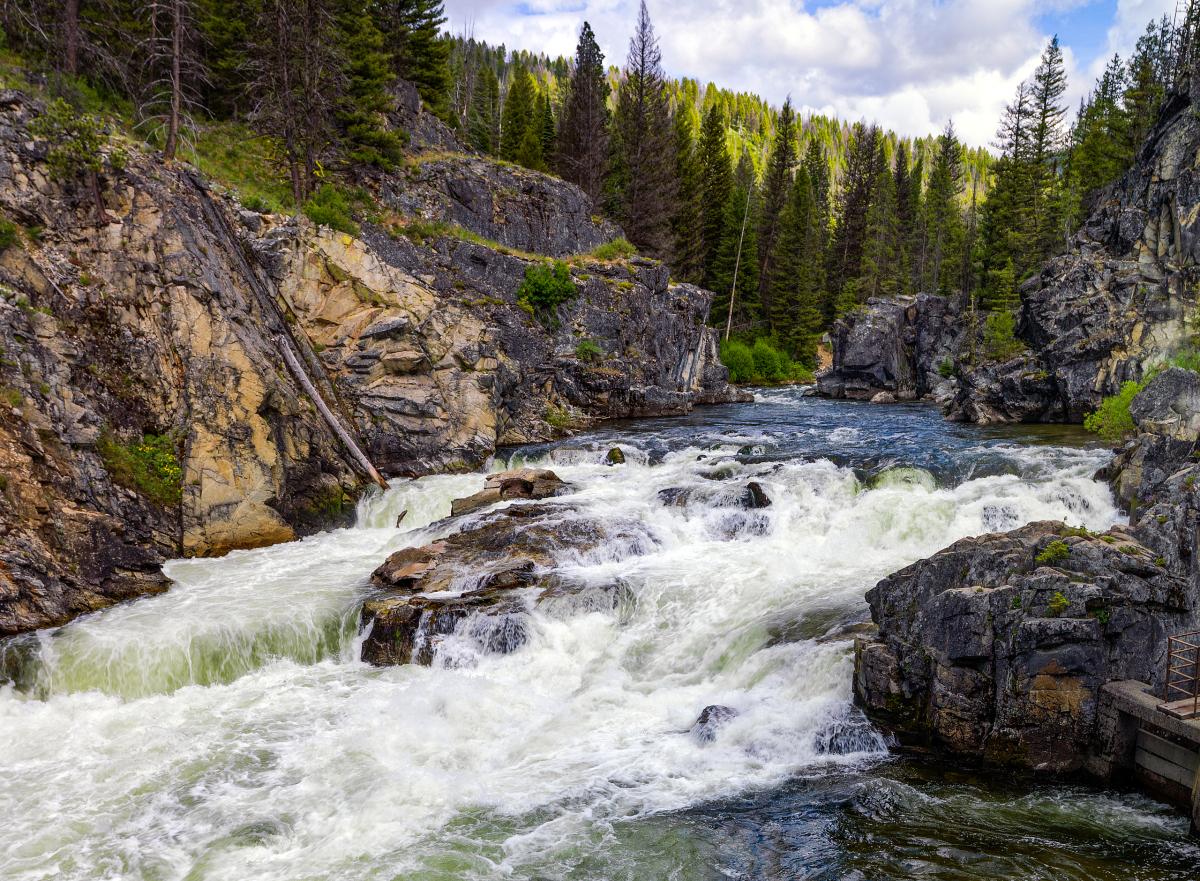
[336,0,403,170]
[606,0,675,254]
[828,122,880,306]
[381,0,450,119]
[860,155,900,299]
[698,102,732,290]
[923,121,964,294]
[756,98,797,318]
[767,165,823,359]
[557,21,608,202]
[467,64,500,154]
[800,138,831,317]
[537,91,555,162]
[892,141,915,295]
[670,105,703,283]
[1028,35,1068,259]
[712,151,760,335]
[499,64,535,162]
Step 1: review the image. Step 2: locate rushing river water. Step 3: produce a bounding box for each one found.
[3,390,1200,880]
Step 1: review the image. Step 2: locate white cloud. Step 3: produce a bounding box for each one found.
[444,0,1156,147]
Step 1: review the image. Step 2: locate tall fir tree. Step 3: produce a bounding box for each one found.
[767,165,823,360]
[923,121,964,294]
[336,0,404,170]
[756,97,797,318]
[698,102,733,290]
[606,0,675,254]
[381,0,450,119]
[860,155,900,299]
[466,64,500,154]
[712,150,761,336]
[499,64,535,162]
[556,21,609,202]
[1028,35,1068,259]
[828,122,880,309]
[670,105,704,283]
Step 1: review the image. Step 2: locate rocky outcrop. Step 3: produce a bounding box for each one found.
[949,94,1200,424]
[387,154,622,258]
[361,499,649,666]
[816,293,963,403]
[0,88,741,635]
[856,368,1200,771]
[448,467,568,517]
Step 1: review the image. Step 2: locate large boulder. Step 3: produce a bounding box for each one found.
[449,468,568,517]
[856,521,1190,770]
[817,293,963,401]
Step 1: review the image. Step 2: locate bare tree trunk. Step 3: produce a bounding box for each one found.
[88,170,113,223]
[64,0,81,76]
[163,0,182,161]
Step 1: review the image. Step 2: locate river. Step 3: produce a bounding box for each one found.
[3,390,1200,880]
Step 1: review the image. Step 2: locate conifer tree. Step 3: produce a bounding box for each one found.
[860,156,900,299]
[537,91,555,162]
[336,0,404,169]
[712,151,760,334]
[828,122,880,306]
[1028,35,1068,258]
[923,121,964,294]
[606,0,675,254]
[467,65,500,154]
[557,21,608,202]
[892,141,915,295]
[670,106,703,283]
[767,165,822,359]
[756,98,797,317]
[499,64,535,162]
[381,0,450,119]
[698,102,732,290]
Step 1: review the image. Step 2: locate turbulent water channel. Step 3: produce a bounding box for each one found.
[3,390,1200,880]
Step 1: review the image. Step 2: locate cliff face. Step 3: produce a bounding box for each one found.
[855,368,1200,771]
[952,94,1200,423]
[0,89,738,635]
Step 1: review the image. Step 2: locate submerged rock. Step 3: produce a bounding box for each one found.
[690,704,738,743]
[606,446,626,465]
[448,468,568,517]
[742,481,772,509]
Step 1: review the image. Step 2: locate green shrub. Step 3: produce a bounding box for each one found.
[0,218,18,251]
[1169,349,1200,373]
[720,339,755,384]
[588,237,636,261]
[545,403,572,429]
[517,261,575,327]
[1047,591,1070,617]
[241,193,272,214]
[983,310,1024,361]
[1036,540,1070,566]
[96,430,182,507]
[575,339,604,363]
[303,184,359,235]
[1,387,21,407]
[937,357,955,379]
[1083,380,1142,443]
[751,339,786,382]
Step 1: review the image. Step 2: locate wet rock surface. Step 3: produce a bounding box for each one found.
[361,501,655,666]
[691,705,738,743]
[448,468,568,517]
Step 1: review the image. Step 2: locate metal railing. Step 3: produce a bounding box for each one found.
[1163,630,1200,718]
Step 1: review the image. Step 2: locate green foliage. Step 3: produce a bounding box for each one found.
[544,403,573,429]
[983,310,1024,361]
[0,218,18,251]
[588,238,637,261]
[303,184,359,235]
[719,339,756,384]
[1083,380,1142,443]
[189,122,292,213]
[96,431,183,507]
[1047,591,1070,617]
[1,387,21,407]
[751,338,786,382]
[1094,607,1111,625]
[28,98,108,181]
[575,339,604,363]
[1036,540,1071,567]
[517,261,575,327]
[336,2,406,170]
[937,357,955,379]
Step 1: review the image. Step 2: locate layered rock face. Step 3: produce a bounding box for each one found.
[950,94,1200,424]
[0,89,738,635]
[816,293,964,403]
[855,368,1200,771]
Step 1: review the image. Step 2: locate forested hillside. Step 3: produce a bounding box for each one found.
[0,0,1190,375]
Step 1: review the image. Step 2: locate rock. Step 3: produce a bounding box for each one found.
[816,294,964,402]
[948,93,1200,424]
[657,487,692,507]
[448,468,568,517]
[362,503,656,666]
[605,446,626,465]
[854,520,1190,771]
[690,704,738,743]
[870,391,896,404]
[741,481,772,509]
[1128,367,1200,442]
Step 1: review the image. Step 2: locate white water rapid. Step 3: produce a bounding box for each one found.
[5,393,1190,881]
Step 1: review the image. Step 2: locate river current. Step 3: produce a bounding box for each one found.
[3,390,1200,880]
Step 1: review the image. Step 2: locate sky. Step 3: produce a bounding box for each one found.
[443,0,1179,147]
